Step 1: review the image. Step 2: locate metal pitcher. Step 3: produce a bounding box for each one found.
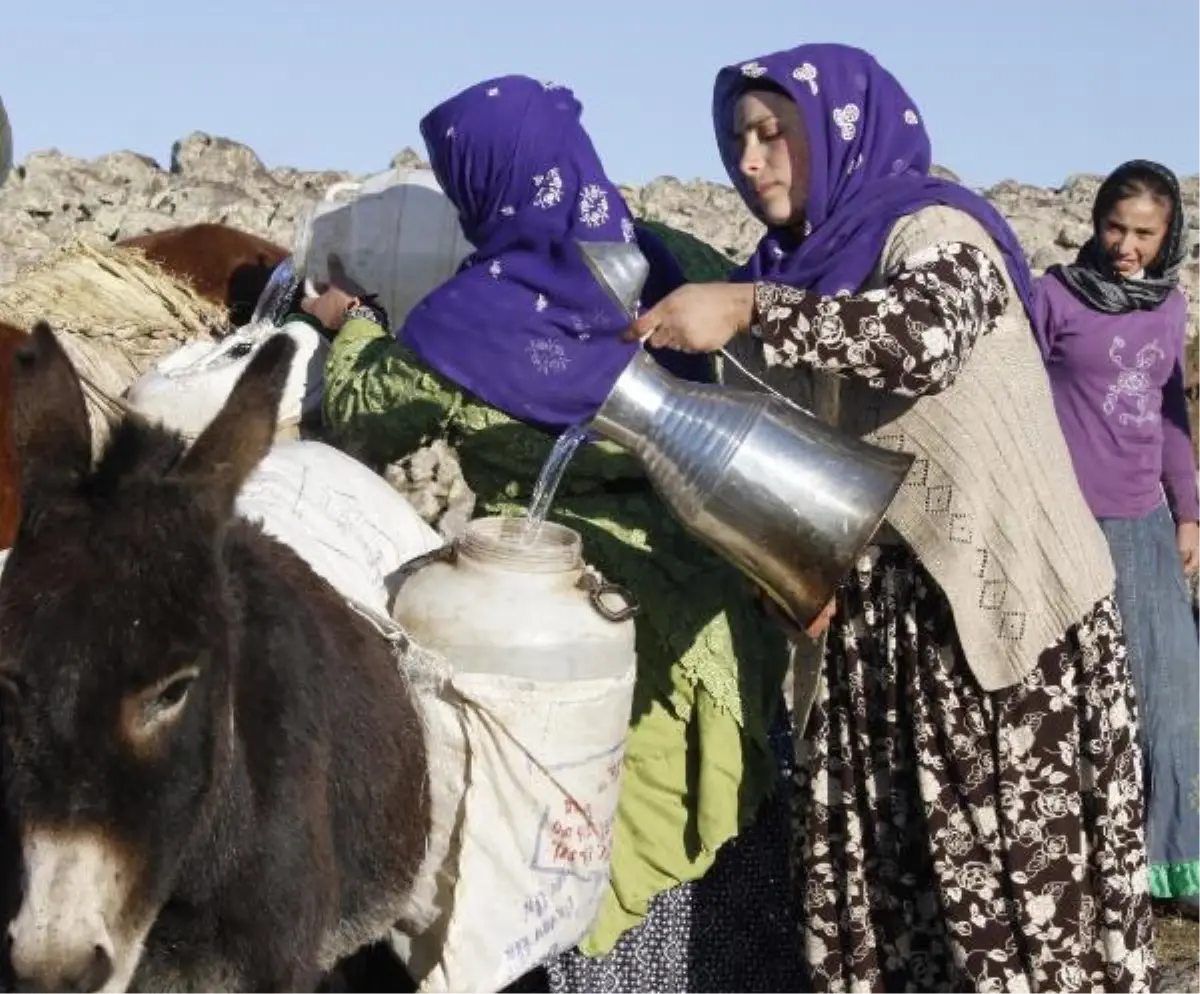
[579,240,915,627]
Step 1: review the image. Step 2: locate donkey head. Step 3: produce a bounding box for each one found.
[0,323,296,992]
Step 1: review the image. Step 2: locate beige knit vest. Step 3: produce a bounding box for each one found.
[723,205,1115,694]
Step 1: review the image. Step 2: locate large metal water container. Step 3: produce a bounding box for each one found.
[578,240,914,628]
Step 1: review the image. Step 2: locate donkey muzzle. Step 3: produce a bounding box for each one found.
[8,826,137,993]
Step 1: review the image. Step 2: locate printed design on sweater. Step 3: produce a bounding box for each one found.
[1103,335,1165,427]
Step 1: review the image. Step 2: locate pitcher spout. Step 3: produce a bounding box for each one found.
[588,350,673,454]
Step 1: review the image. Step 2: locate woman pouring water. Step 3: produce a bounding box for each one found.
[630,42,1156,992]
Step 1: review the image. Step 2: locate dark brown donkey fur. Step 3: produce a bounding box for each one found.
[0,324,430,992]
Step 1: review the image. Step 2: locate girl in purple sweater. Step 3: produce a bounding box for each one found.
[1035,159,1198,913]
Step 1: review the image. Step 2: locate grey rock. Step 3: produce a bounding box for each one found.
[170,132,267,182]
[0,135,355,284]
[1055,220,1092,250]
[390,147,426,171]
[1030,244,1068,272]
[382,439,477,541]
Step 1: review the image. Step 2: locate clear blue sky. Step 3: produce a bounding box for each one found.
[4,0,1197,190]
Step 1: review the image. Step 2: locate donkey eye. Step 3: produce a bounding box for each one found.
[130,667,200,737]
[154,675,194,711]
[121,657,209,754]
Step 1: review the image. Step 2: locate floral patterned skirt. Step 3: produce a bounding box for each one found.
[793,545,1157,993]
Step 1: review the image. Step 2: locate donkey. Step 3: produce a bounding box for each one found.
[0,324,430,992]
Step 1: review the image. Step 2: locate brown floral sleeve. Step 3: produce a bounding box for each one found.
[750,242,1010,397]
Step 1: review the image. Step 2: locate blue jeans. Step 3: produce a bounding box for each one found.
[1099,503,1200,899]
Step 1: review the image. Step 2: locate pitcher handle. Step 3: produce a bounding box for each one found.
[718,346,818,420]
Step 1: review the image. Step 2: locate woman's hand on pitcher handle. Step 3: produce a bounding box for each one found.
[624,283,755,353]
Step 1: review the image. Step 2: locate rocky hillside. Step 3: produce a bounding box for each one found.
[2,131,1198,443]
[2,132,1197,323]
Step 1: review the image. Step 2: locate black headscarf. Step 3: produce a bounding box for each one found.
[1047,159,1188,314]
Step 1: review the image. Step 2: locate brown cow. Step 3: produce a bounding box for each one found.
[0,326,429,992]
[119,224,291,328]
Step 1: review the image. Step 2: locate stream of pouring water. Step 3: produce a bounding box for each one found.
[522,424,590,544]
[249,257,302,327]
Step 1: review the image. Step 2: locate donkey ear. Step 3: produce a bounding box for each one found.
[176,333,297,514]
[11,322,93,503]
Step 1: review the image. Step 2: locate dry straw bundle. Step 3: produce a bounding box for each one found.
[0,237,230,453]
[0,237,227,369]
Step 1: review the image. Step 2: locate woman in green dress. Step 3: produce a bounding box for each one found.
[300,74,802,992]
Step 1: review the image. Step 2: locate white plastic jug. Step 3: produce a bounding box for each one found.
[292,168,473,329]
[393,516,637,682]
[125,318,329,440]
[388,516,639,992]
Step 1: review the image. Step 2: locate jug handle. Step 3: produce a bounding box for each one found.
[577,570,640,623]
[388,542,457,594]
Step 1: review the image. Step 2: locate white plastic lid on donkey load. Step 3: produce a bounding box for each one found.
[292,167,473,330]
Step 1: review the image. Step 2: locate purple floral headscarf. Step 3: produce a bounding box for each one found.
[400,74,701,431]
[712,43,1036,317]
